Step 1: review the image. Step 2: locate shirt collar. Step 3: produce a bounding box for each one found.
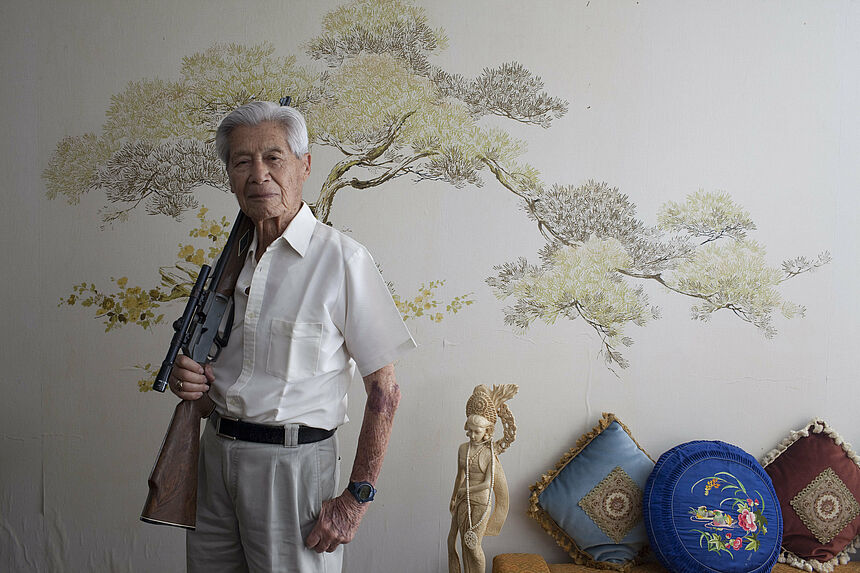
[278,202,316,257]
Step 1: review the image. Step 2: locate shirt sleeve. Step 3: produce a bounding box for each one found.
[339,248,417,377]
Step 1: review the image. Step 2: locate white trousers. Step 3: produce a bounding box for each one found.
[186,418,342,573]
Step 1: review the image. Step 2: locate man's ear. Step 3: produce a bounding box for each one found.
[301,153,312,181]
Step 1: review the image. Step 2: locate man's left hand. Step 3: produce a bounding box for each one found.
[305,491,368,553]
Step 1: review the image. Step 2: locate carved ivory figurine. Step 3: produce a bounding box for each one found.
[448,384,518,573]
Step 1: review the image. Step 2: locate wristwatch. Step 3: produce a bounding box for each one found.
[347,481,376,503]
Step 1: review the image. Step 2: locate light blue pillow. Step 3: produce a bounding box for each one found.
[528,413,655,570]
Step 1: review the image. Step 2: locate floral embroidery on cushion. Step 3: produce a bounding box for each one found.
[790,467,860,545]
[739,508,758,532]
[689,472,770,557]
[578,465,643,543]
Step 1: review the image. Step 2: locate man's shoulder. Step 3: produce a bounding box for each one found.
[310,219,371,263]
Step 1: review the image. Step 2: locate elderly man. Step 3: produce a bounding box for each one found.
[168,101,416,572]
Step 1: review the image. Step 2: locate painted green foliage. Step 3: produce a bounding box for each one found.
[488,184,829,369]
[46,0,827,380]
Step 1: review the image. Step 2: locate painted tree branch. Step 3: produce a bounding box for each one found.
[312,110,420,222]
[482,156,828,367]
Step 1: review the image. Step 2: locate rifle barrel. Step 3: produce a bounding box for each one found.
[152,264,211,392]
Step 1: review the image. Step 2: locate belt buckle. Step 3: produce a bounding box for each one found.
[216,414,239,440]
[284,424,299,448]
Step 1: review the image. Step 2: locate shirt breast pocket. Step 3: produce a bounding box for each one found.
[266,319,322,381]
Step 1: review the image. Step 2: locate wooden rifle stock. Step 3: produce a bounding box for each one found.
[141,211,253,529]
[140,394,215,528]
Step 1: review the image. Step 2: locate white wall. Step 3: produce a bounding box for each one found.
[2,1,858,571]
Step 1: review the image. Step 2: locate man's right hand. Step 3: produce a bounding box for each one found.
[167,355,213,400]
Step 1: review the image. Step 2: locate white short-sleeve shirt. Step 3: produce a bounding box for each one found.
[209,203,416,428]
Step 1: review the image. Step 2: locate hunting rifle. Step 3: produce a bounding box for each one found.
[140,210,253,529]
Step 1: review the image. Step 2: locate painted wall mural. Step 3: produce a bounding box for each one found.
[44,0,829,383]
[487,185,830,369]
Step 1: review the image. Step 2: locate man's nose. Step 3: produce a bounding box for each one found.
[249,159,270,183]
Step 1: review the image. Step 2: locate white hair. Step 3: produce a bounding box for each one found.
[215,101,309,165]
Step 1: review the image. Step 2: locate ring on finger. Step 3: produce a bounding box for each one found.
[175,380,183,392]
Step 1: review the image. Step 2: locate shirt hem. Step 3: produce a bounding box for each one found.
[355,337,418,378]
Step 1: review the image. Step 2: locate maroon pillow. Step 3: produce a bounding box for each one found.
[761,420,860,571]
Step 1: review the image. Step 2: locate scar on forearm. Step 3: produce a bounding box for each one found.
[366,383,400,417]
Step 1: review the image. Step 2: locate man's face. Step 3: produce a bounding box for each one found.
[226,121,311,226]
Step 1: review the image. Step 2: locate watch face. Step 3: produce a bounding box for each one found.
[350,481,375,502]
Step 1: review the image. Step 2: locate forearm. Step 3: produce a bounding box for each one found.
[305,363,401,551]
[348,363,401,484]
[450,470,464,503]
[460,478,493,494]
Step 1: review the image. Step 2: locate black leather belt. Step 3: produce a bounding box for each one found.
[215,414,335,447]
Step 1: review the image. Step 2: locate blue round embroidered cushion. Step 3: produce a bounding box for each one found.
[643,441,782,573]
